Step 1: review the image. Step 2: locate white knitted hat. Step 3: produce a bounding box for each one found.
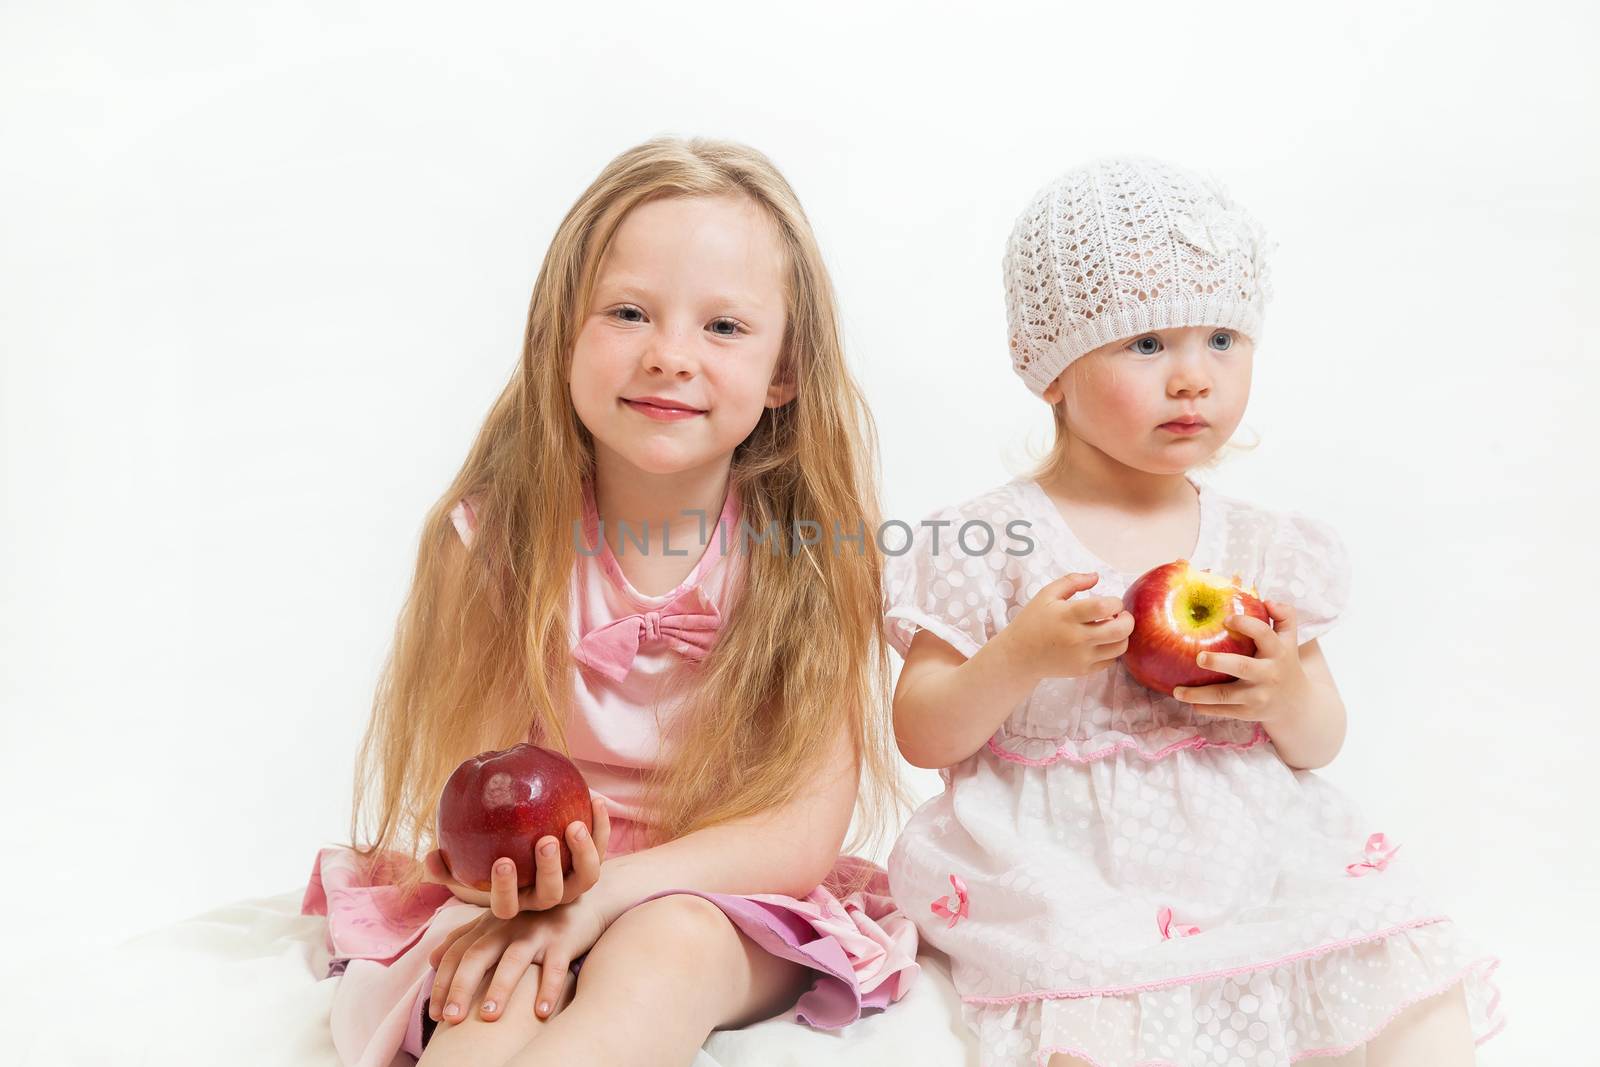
[1003,155,1277,397]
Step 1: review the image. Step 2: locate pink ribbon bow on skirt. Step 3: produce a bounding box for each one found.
[1345,832,1401,877]
[930,874,969,929]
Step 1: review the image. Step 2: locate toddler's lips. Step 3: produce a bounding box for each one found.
[1158,420,1207,435]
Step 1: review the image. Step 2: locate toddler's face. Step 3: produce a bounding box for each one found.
[1041,326,1253,475]
[569,193,794,479]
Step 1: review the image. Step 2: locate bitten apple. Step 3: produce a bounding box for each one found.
[437,742,594,892]
[1121,560,1271,698]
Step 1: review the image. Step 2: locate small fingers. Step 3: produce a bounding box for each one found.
[424,848,491,906]
[1070,596,1124,623]
[1225,614,1274,642]
[564,821,600,902]
[428,931,475,1021]
[1088,653,1121,674]
[534,950,571,1020]
[1171,682,1256,719]
[478,943,537,1021]
[1090,639,1130,665]
[428,922,470,970]
[1172,682,1233,704]
[1089,610,1134,639]
[527,836,564,910]
[490,857,521,920]
[1197,650,1260,680]
[443,940,507,1024]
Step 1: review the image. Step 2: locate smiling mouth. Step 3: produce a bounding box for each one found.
[621,398,707,418]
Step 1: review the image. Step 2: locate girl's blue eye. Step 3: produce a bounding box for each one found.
[1210,331,1234,351]
[613,305,645,323]
[709,318,743,337]
[1128,335,1162,356]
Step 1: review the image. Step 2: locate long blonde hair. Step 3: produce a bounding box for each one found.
[341,136,905,902]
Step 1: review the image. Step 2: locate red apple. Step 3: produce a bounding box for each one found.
[437,742,593,892]
[1120,560,1272,698]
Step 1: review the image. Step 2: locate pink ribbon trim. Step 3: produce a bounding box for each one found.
[1345,832,1400,877]
[930,874,969,929]
[1156,905,1201,940]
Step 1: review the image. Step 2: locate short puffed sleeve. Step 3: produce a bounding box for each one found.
[882,504,1010,660]
[1258,510,1352,644]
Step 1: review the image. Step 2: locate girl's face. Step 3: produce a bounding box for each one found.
[1041,326,1254,475]
[569,193,795,479]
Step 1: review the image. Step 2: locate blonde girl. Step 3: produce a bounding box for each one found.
[300,135,918,1067]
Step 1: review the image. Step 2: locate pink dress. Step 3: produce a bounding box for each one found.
[882,475,1505,1067]
[301,478,920,1066]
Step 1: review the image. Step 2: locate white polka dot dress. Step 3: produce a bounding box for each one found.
[883,476,1505,1066]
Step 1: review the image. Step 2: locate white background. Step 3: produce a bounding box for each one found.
[2,1,1594,1061]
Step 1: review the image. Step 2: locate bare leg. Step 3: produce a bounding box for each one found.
[504,893,813,1067]
[416,962,575,1067]
[1367,981,1475,1066]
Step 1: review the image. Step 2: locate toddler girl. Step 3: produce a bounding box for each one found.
[884,156,1504,1066]
[300,135,918,1067]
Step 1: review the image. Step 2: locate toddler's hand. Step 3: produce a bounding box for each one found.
[1171,600,1309,721]
[427,893,607,1025]
[422,791,612,919]
[1001,572,1133,681]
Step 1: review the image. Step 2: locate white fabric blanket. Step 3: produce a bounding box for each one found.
[11,889,978,1067]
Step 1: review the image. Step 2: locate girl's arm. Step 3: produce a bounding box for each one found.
[892,626,1041,768]
[893,572,1127,768]
[588,712,860,927]
[1258,638,1347,770]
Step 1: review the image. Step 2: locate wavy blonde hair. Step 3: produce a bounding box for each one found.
[338,136,905,903]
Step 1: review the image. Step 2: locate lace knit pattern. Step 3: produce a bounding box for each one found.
[1003,155,1278,396]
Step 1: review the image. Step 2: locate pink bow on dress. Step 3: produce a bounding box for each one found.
[930,874,969,929]
[1345,832,1401,877]
[1156,905,1201,940]
[571,584,723,683]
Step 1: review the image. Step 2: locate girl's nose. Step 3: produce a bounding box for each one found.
[643,324,698,377]
[1167,340,1212,394]
[1170,361,1209,388]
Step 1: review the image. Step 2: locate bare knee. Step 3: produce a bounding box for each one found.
[417,963,574,1067]
[586,892,807,1027]
[605,893,737,962]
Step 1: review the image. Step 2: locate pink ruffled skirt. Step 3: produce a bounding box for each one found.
[301,822,920,1067]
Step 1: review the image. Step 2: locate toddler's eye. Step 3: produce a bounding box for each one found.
[611,305,646,323]
[1127,335,1162,356]
[1209,331,1234,351]
[708,318,744,337]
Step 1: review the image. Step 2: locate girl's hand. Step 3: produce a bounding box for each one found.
[1171,601,1309,722]
[422,791,611,919]
[426,894,607,1025]
[1002,572,1135,681]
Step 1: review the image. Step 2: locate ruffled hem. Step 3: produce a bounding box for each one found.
[986,723,1267,766]
[303,844,919,1065]
[961,921,1504,1067]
